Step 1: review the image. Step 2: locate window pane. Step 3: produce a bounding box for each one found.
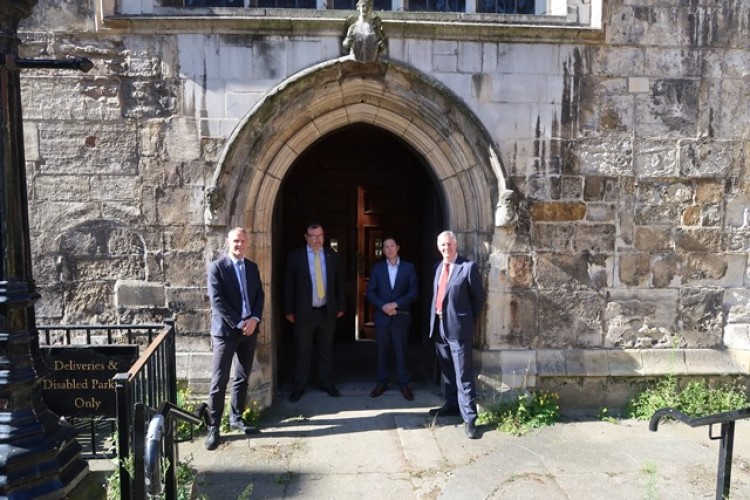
[333,0,390,9]
[407,0,465,12]
[476,0,534,14]
[183,0,244,5]
[258,0,316,7]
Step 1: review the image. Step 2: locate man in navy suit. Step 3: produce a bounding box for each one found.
[284,223,345,402]
[366,237,418,400]
[204,227,265,450]
[428,230,485,439]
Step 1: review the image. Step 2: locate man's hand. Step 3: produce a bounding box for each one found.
[381,302,398,316]
[285,313,295,323]
[242,318,259,335]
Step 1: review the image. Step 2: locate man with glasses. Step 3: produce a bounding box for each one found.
[284,223,345,402]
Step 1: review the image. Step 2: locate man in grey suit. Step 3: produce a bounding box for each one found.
[366,236,418,400]
[205,227,265,451]
[428,230,485,439]
[284,223,345,402]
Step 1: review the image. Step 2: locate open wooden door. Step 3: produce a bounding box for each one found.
[356,185,390,340]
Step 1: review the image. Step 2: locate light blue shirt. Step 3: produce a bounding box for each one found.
[306,245,327,307]
[387,257,400,289]
[229,255,256,327]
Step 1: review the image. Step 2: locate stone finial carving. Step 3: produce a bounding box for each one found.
[342,0,385,63]
[495,189,518,228]
[204,186,226,226]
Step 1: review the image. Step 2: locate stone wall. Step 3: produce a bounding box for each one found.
[18,0,750,408]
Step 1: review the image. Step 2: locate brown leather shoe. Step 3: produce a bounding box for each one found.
[400,385,414,401]
[369,384,387,398]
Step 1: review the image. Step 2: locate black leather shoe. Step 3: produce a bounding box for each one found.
[204,427,220,450]
[369,384,387,398]
[320,384,341,397]
[290,389,305,402]
[464,421,479,439]
[428,404,460,417]
[230,421,260,435]
[400,385,414,401]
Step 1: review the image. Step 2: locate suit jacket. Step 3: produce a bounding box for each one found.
[429,255,485,341]
[284,246,345,321]
[366,258,418,327]
[208,255,264,338]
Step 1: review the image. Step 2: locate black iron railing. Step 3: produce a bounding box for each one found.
[38,321,171,458]
[144,402,210,498]
[113,322,179,500]
[650,407,750,500]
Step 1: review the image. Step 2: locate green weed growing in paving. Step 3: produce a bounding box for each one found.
[282,414,309,423]
[640,460,658,500]
[597,407,619,424]
[237,483,254,500]
[274,470,297,485]
[477,390,560,436]
[626,375,749,420]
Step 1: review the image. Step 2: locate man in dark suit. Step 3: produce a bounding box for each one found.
[284,223,345,402]
[204,227,265,451]
[428,230,486,439]
[365,236,418,400]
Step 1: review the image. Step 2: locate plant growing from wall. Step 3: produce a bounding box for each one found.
[221,399,265,432]
[626,376,749,420]
[478,390,560,436]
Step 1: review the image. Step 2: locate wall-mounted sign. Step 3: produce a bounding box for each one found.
[40,345,138,418]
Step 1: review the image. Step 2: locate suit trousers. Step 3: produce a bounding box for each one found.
[433,317,477,424]
[375,323,410,386]
[207,332,257,427]
[294,307,336,389]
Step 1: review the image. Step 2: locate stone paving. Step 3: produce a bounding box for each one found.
[175,382,750,499]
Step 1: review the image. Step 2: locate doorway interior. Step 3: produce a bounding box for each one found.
[274,124,445,387]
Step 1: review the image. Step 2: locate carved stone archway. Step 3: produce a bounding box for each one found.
[206,56,510,398]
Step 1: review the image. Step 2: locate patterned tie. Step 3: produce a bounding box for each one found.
[236,261,250,317]
[436,262,449,314]
[314,250,325,300]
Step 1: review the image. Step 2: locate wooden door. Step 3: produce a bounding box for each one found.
[356,185,391,340]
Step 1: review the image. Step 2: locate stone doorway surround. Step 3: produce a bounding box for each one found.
[204,56,509,401]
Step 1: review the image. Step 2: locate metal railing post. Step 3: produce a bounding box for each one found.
[114,372,132,500]
[133,403,147,500]
[166,319,178,406]
[716,421,734,500]
[164,417,178,500]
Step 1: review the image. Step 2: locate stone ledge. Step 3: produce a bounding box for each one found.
[477,348,750,385]
[101,13,602,43]
[477,348,750,411]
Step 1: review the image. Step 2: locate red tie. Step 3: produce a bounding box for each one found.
[436,262,449,314]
